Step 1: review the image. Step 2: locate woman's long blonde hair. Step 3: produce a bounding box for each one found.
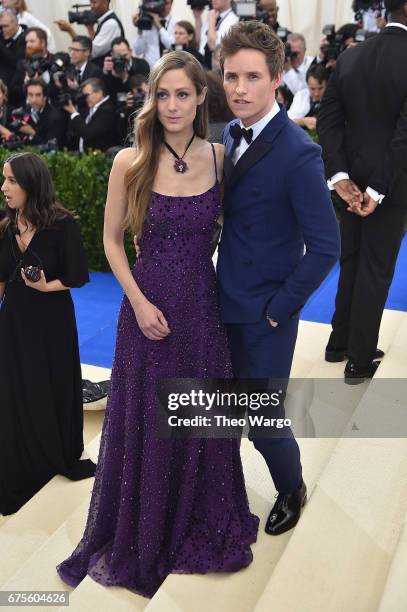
[124,51,208,237]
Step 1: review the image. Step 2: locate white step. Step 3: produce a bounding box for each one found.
[253,360,407,612]
[144,436,339,612]
[0,433,101,588]
[377,510,407,612]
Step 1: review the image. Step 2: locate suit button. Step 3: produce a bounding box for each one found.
[243,224,252,231]
[252,188,260,195]
[243,260,253,265]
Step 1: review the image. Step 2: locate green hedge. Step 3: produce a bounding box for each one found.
[0,147,137,271]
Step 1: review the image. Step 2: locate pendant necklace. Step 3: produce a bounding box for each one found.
[163,133,195,173]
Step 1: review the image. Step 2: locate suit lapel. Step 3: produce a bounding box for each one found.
[224,134,236,183]
[227,139,273,190]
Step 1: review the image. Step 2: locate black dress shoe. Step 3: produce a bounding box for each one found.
[325,347,385,363]
[265,480,307,536]
[344,360,379,385]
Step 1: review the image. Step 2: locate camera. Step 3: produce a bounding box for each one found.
[8,108,30,133]
[321,24,346,60]
[23,266,41,282]
[23,54,52,78]
[234,0,267,21]
[112,55,128,74]
[171,43,187,51]
[68,3,98,26]
[136,0,165,30]
[186,0,211,9]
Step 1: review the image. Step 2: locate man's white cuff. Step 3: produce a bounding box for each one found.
[327,172,349,190]
[366,187,385,204]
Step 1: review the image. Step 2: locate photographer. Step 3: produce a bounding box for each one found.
[117,73,148,145]
[13,78,65,148]
[10,26,54,107]
[2,0,56,53]
[64,77,117,152]
[0,9,26,89]
[283,32,315,95]
[171,21,206,66]
[257,0,288,33]
[316,23,360,69]
[132,0,179,68]
[55,0,124,67]
[353,0,387,31]
[0,79,13,142]
[195,0,238,69]
[288,63,329,131]
[69,35,104,85]
[103,37,149,104]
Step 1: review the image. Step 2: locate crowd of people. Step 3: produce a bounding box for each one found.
[0,0,406,603]
[0,0,391,154]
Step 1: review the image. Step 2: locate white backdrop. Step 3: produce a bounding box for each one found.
[26,0,354,56]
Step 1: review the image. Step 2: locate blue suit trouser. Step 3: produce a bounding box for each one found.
[226,316,302,494]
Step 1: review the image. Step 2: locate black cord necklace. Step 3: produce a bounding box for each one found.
[163,133,195,174]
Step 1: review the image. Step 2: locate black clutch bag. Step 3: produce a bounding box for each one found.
[23,265,41,283]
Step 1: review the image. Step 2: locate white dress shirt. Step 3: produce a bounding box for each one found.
[283,56,314,95]
[199,9,239,56]
[91,11,122,60]
[328,23,407,204]
[133,14,178,68]
[287,88,311,120]
[233,101,280,164]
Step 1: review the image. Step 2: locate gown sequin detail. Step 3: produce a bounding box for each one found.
[57,183,259,598]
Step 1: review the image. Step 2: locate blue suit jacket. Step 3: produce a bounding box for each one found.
[217,105,340,325]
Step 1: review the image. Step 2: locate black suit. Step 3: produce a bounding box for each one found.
[28,103,66,149]
[0,29,26,88]
[79,60,104,83]
[69,98,117,151]
[318,25,407,367]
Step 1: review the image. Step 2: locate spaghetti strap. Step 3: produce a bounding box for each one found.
[210,142,218,184]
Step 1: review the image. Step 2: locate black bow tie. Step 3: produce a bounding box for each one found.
[230,123,253,145]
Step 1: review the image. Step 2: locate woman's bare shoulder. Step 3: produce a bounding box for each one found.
[113,147,137,169]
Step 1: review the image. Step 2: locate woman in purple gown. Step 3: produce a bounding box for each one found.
[57,51,258,598]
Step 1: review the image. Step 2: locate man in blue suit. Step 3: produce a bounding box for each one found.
[218,21,340,535]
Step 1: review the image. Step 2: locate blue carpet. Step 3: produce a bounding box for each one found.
[73,235,407,369]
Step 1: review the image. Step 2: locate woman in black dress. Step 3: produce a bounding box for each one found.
[0,152,95,516]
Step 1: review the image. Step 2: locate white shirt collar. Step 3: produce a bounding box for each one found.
[97,9,113,24]
[386,22,407,32]
[240,100,280,141]
[12,26,23,41]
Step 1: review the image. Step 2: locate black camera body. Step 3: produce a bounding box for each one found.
[186,0,212,9]
[8,108,27,133]
[285,44,299,62]
[112,55,128,74]
[137,0,165,30]
[68,4,98,26]
[23,54,52,78]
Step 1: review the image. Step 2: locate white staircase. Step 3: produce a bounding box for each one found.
[1,312,406,612]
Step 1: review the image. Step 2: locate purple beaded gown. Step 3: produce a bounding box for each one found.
[57,149,259,598]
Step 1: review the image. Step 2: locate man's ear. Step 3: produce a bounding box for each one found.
[198,85,207,106]
[272,72,283,91]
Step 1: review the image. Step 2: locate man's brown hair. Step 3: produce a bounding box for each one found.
[220,21,285,81]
